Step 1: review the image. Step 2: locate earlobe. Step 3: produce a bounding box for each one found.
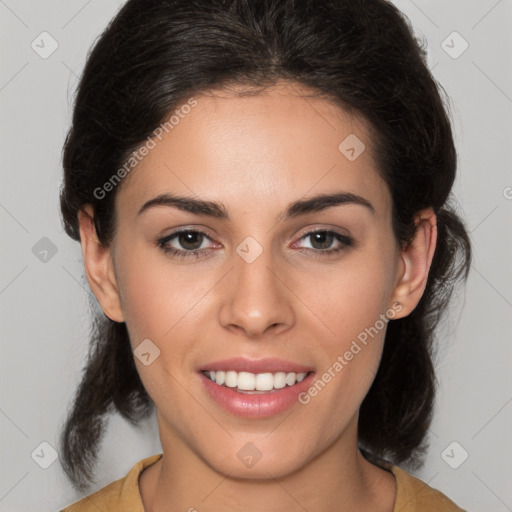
[77,204,125,323]
[391,208,437,317]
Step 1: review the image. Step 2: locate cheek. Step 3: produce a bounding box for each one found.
[114,249,213,414]
[296,247,396,421]
[306,255,395,346]
[114,243,212,345]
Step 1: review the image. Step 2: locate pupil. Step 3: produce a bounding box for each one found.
[311,232,333,250]
[180,232,202,250]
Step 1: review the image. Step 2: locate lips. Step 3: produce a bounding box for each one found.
[197,357,316,418]
[199,357,314,374]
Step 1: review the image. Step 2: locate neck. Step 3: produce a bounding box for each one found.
[140,417,396,512]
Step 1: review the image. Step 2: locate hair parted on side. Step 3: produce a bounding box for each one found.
[58,0,472,492]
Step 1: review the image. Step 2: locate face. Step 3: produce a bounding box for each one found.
[83,81,430,479]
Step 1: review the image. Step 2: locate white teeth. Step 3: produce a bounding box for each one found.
[285,372,296,386]
[273,372,287,389]
[225,371,238,388]
[255,373,274,391]
[238,372,255,390]
[203,370,310,390]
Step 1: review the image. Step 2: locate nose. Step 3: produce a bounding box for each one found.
[218,243,295,339]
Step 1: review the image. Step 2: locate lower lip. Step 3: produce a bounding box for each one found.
[199,372,316,418]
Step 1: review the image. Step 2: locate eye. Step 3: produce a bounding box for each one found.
[156,228,354,260]
[293,229,353,255]
[156,229,216,259]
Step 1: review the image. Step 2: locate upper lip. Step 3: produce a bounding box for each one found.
[200,357,314,374]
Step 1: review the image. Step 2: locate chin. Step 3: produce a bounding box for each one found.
[197,436,314,480]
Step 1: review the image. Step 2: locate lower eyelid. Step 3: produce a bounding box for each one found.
[158,229,352,255]
[159,231,215,250]
[295,230,352,248]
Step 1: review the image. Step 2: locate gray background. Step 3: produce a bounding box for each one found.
[1,0,511,510]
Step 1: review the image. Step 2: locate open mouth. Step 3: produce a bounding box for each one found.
[201,369,314,394]
[198,359,316,418]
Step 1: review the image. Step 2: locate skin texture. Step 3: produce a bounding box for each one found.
[78,81,437,512]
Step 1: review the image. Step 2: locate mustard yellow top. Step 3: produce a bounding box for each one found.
[60,453,466,511]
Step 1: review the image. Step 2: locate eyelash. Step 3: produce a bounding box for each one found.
[156,229,353,260]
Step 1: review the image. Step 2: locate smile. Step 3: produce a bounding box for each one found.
[198,357,316,418]
[201,370,309,393]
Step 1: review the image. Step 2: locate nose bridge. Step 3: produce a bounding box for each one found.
[219,236,294,336]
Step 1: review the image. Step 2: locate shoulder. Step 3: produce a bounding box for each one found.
[59,454,163,512]
[361,449,466,511]
[390,465,466,512]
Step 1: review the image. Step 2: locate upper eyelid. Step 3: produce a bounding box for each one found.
[160,227,352,247]
[159,228,216,244]
[292,229,353,249]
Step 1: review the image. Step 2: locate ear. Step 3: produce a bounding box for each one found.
[390,207,437,318]
[77,204,125,323]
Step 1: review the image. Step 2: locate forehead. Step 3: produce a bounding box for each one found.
[115,81,391,220]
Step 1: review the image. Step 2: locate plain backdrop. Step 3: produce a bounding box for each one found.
[1,1,511,510]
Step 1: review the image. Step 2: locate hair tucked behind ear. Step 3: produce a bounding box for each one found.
[358,205,471,468]
[58,0,472,491]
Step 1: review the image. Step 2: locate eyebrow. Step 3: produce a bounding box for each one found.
[137,191,376,221]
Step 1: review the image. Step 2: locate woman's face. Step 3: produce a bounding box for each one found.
[98,81,411,478]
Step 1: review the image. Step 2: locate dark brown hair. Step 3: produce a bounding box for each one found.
[59,0,472,492]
